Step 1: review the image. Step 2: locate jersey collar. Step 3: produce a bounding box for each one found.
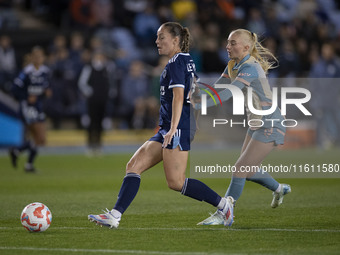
[232,54,251,70]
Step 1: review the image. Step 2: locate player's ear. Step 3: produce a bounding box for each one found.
[243,44,250,53]
[173,36,180,47]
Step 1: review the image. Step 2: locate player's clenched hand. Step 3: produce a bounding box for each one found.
[162,129,176,148]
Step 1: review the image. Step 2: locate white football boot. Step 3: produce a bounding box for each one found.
[88,209,120,229]
[197,196,234,227]
[197,211,224,225]
[271,184,291,208]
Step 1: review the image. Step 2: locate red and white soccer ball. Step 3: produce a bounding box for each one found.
[21,202,52,232]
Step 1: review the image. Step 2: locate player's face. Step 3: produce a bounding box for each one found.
[226,32,249,63]
[156,26,180,58]
[31,49,45,67]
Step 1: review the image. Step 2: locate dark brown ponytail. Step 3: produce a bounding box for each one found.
[162,22,190,52]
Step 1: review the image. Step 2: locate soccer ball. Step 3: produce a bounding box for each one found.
[21,202,52,232]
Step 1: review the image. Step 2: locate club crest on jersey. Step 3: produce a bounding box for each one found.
[162,69,167,78]
[187,63,196,72]
[238,72,251,77]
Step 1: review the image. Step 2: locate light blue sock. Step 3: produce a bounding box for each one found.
[225,177,246,201]
[246,168,279,192]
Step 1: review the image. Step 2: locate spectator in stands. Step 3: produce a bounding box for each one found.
[171,0,197,22]
[309,42,340,149]
[133,3,160,47]
[78,51,115,155]
[0,35,17,93]
[201,23,226,74]
[47,45,82,127]
[48,34,67,58]
[119,60,155,129]
[277,40,299,77]
[246,8,266,35]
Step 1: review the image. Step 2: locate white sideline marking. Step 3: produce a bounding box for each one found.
[0,247,231,255]
[1,226,340,232]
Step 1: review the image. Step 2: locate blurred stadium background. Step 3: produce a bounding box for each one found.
[1,1,340,254]
[0,0,339,152]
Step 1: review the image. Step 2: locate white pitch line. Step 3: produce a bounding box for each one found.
[1,226,340,232]
[0,247,233,255]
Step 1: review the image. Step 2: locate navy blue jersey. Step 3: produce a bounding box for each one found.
[159,53,197,130]
[12,64,50,112]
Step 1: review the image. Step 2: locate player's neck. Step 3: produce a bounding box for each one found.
[168,49,182,59]
[33,64,41,70]
[235,53,250,64]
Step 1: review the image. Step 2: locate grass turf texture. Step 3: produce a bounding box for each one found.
[0,149,339,255]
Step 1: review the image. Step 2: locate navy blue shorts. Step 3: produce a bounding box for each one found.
[149,128,195,151]
[20,102,45,125]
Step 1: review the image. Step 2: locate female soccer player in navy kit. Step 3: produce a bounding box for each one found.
[9,46,51,172]
[88,22,234,228]
[197,29,291,225]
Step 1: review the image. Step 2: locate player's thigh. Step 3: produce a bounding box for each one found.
[126,141,163,175]
[234,138,275,178]
[163,147,188,191]
[28,122,46,146]
[240,133,252,155]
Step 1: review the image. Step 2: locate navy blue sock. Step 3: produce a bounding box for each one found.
[246,169,279,191]
[17,140,31,152]
[113,173,141,214]
[181,178,221,207]
[28,145,37,164]
[225,177,246,201]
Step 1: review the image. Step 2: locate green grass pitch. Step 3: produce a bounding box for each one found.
[0,149,340,255]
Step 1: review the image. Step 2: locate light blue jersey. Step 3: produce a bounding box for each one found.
[209,54,285,145]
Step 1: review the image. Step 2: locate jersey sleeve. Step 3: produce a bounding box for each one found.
[214,66,231,86]
[205,65,255,108]
[232,64,258,88]
[11,71,27,101]
[168,59,185,89]
[42,67,51,89]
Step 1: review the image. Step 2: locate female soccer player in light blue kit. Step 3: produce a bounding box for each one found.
[88,22,234,228]
[197,29,291,226]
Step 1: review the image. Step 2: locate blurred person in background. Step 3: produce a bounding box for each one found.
[46,41,83,128]
[309,42,340,149]
[78,51,114,155]
[69,31,86,76]
[9,46,51,172]
[201,22,226,74]
[0,35,17,93]
[246,8,266,35]
[118,59,151,129]
[48,34,67,59]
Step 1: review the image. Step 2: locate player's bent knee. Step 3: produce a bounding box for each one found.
[126,160,134,172]
[167,179,184,192]
[126,159,143,174]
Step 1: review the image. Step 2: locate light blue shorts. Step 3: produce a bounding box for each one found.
[247,127,286,146]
